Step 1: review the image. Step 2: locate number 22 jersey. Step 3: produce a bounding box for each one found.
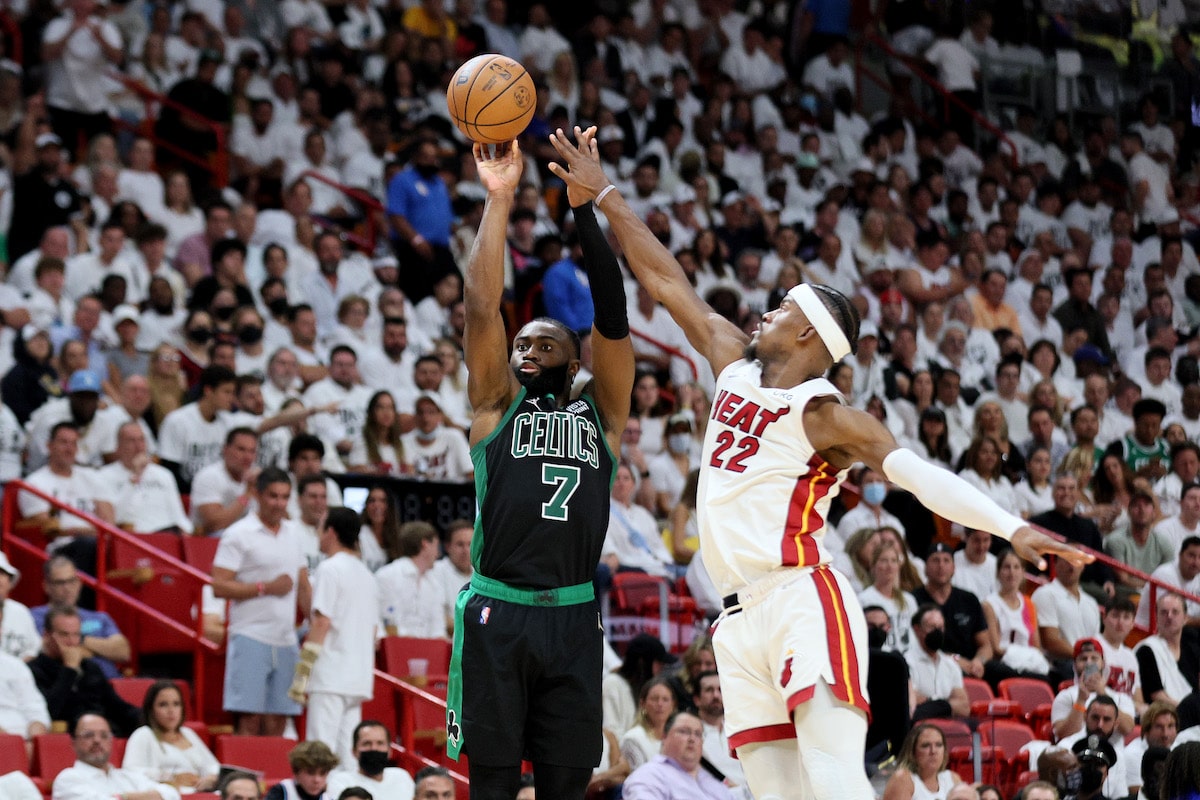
[470,387,616,590]
[699,360,848,597]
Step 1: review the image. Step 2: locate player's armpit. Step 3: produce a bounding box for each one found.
[805,401,899,472]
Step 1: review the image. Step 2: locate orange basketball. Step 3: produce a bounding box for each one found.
[446,54,537,145]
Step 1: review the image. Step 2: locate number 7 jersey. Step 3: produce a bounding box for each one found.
[699,360,849,597]
[470,386,617,589]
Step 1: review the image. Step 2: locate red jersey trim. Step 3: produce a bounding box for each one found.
[728,722,797,749]
[781,454,835,567]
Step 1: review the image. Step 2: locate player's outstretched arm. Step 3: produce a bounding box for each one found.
[464,141,522,441]
[807,400,1095,571]
[568,128,635,448]
[548,126,746,376]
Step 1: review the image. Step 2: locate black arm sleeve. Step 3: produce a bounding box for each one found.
[574,201,628,341]
[1137,645,1165,699]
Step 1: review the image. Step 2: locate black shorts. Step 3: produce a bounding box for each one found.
[457,592,603,767]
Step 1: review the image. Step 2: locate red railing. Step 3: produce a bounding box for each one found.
[301,169,385,253]
[107,72,229,188]
[630,326,700,383]
[854,31,1019,166]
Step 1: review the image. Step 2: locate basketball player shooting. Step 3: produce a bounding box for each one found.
[548,127,1093,800]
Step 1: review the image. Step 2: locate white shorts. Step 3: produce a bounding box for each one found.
[713,565,870,750]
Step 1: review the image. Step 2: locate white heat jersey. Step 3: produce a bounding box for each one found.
[699,361,848,597]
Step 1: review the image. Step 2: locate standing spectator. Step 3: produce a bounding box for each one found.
[289,508,379,767]
[8,124,83,265]
[41,0,123,154]
[0,601,50,746]
[923,26,980,146]
[31,558,130,679]
[30,607,141,737]
[158,365,237,491]
[0,552,39,661]
[156,51,231,196]
[907,605,970,720]
[212,468,311,736]
[326,721,417,798]
[387,139,456,301]
[97,422,192,535]
[52,714,180,800]
[375,521,446,638]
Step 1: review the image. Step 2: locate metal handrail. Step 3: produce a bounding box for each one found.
[300,169,385,254]
[374,670,468,792]
[629,326,700,383]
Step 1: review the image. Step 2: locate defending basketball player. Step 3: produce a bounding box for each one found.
[452,136,634,800]
[548,127,1092,800]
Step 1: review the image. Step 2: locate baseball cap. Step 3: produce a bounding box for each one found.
[598,125,625,144]
[667,409,696,429]
[927,542,955,558]
[67,370,102,394]
[372,253,399,271]
[0,551,19,585]
[851,157,875,175]
[1130,486,1156,505]
[624,633,679,666]
[1073,637,1103,659]
[21,323,48,341]
[880,288,904,304]
[721,191,744,207]
[859,320,879,340]
[35,132,62,149]
[112,304,140,327]
[1072,344,1109,366]
[415,392,443,411]
[1071,734,1116,768]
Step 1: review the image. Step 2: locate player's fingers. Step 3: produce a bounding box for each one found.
[547,162,568,181]
[548,130,575,162]
[511,139,521,158]
[472,142,483,162]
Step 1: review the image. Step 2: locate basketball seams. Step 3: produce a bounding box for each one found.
[456,54,493,135]
[469,67,530,126]
[447,54,536,144]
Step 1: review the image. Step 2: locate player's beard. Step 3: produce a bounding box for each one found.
[744,341,758,361]
[516,361,572,401]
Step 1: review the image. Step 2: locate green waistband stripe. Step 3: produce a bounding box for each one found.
[469,573,594,606]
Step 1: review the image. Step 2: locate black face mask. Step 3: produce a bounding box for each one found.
[923,629,945,652]
[238,325,264,344]
[1057,767,1082,799]
[867,626,888,649]
[267,297,290,317]
[515,360,573,402]
[1080,763,1105,793]
[357,749,390,776]
[214,306,236,321]
[187,328,213,345]
[415,162,439,179]
[153,302,174,315]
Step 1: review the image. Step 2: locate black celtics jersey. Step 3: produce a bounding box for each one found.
[470,387,616,590]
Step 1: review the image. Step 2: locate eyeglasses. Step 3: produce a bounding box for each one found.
[47,577,80,587]
[157,354,181,363]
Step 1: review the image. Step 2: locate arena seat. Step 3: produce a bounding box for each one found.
[979,719,1036,754]
[110,532,182,570]
[181,535,220,573]
[922,718,973,751]
[998,677,1054,728]
[949,744,1006,784]
[111,677,194,718]
[31,733,74,785]
[0,732,31,777]
[214,735,292,783]
[380,636,451,683]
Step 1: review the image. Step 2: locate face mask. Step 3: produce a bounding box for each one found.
[1080,764,1105,793]
[153,302,174,315]
[867,625,888,649]
[357,749,390,776]
[862,482,888,506]
[515,361,573,401]
[415,162,439,179]
[214,306,236,321]
[267,297,290,317]
[238,325,264,344]
[668,433,691,453]
[923,629,945,652]
[187,328,213,344]
[1057,767,1082,798]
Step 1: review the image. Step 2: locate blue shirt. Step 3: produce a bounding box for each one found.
[386,167,453,247]
[623,755,735,799]
[541,257,592,333]
[32,605,123,679]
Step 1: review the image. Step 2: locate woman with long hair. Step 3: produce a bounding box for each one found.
[895,368,936,443]
[914,406,954,468]
[147,344,186,429]
[967,400,1025,482]
[348,391,406,475]
[1091,452,1139,535]
[691,228,732,289]
[630,370,667,455]
[602,634,676,738]
[958,435,1018,510]
[619,676,677,770]
[882,723,962,800]
[123,680,219,791]
[857,540,917,653]
[668,468,700,565]
[358,486,402,571]
[983,549,1051,679]
[854,209,892,275]
[1015,445,1055,518]
[150,170,204,260]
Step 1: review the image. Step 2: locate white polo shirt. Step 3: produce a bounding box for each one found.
[906,646,964,704]
[308,551,379,699]
[376,557,446,639]
[1031,580,1102,645]
[213,514,306,647]
[97,461,193,534]
[19,465,106,536]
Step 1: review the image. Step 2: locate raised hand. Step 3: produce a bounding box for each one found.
[548,126,614,206]
[473,140,524,196]
[1011,526,1095,571]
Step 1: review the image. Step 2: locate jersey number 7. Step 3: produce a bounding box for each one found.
[541,464,581,521]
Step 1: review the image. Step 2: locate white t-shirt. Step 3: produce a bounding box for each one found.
[302,379,374,449]
[157,404,231,484]
[98,461,193,534]
[1031,580,1102,646]
[952,551,998,601]
[189,460,251,533]
[0,403,26,483]
[0,650,50,736]
[1135,561,1200,627]
[376,558,446,639]
[25,398,113,470]
[212,514,306,647]
[399,427,473,482]
[1098,636,1141,698]
[1,599,40,660]
[42,13,123,115]
[308,551,379,699]
[924,38,979,92]
[18,465,106,536]
[326,767,416,800]
[94,405,158,457]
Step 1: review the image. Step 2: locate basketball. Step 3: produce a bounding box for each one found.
[446,54,536,145]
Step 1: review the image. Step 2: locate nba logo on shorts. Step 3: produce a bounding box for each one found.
[480,607,492,625]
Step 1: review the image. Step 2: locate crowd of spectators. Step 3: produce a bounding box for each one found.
[3,0,1200,797]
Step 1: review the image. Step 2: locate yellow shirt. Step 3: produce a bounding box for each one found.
[402,7,457,40]
[969,293,1023,337]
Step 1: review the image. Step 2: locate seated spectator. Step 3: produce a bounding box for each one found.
[2,325,61,428]
[857,539,917,653]
[912,543,991,680]
[429,519,473,632]
[158,365,239,492]
[602,462,678,579]
[31,558,130,679]
[0,552,39,660]
[1105,487,1173,602]
[621,676,677,771]
[218,771,262,800]
[264,740,340,800]
[1135,537,1200,628]
[284,434,344,522]
[376,521,447,638]
[1098,598,1144,708]
[19,422,116,579]
[347,390,407,475]
[26,370,110,470]
[1153,483,1200,556]
[412,766,457,800]
[53,714,180,800]
[1135,593,1200,707]
[1124,702,1178,798]
[357,486,401,572]
[864,606,913,765]
[1032,554,1103,667]
[98,422,192,535]
[30,607,140,736]
[191,427,261,537]
[123,679,219,791]
[834,466,906,547]
[602,634,678,738]
[399,394,472,481]
[620,710,731,799]
[692,670,744,793]
[907,605,970,720]
[1052,638,1137,741]
[983,549,1051,679]
[952,527,997,601]
[881,723,963,800]
[0,600,50,750]
[326,720,416,798]
[1058,694,1130,794]
[1030,473,1116,601]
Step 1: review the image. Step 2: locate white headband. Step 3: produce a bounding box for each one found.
[787,284,852,362]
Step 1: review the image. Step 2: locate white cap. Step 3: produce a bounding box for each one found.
[672,185,696,204]
[0,551,19,585]
[112,304,140,326]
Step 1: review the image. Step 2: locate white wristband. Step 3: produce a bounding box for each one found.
[596,184,618,206]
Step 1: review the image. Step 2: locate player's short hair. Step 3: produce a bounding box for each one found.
[398,520,439,558]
